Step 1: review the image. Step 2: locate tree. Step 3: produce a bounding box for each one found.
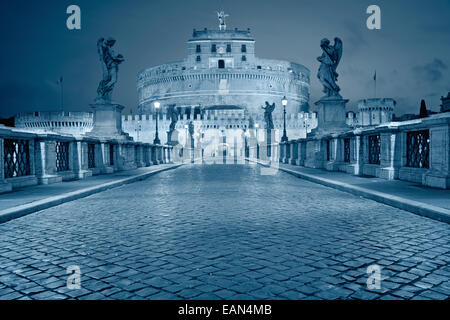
[419,99,428,118]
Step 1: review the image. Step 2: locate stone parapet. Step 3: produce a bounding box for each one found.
[0,126,176,194]
[275,112,450,189]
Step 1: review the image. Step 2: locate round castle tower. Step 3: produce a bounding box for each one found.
[357,98,396,127]
[136,26,310,130]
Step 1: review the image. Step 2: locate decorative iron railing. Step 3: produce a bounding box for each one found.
[55,141,70,172]
[406,130,430,168]
[344,138,350,163]
[4,139,31,178]
[368,135,381,165]
[326,140,330,161]
[109,144,114,166]
[88,143,95,168]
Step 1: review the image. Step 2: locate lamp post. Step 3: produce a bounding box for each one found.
[153,101,161,144]
[255,123,259,159]
[184,124,188,162]
[281,96,288,142]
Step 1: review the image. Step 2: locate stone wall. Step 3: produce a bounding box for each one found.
[277,112,450,189]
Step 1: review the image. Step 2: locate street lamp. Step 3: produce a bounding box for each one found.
[255,123,260,159]
[153,101,161,144]
[281,96,288,142]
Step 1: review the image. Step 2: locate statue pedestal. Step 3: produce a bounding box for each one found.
[85,101,132,141]
[167,130,179,146]
[310,96,349,137]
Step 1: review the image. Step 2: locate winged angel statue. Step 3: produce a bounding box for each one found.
[96,37,125,102]
[317,37,343,98]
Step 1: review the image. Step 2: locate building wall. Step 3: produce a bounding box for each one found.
[137,28,310,118]
[357,98,396,127]
[15,111,93,136]
[121,111,317,144]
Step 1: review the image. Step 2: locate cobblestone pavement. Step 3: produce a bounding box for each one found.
[0,164,449,300]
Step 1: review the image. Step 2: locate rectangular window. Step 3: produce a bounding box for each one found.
[241,44,247,53]
[211,44,216,53]
[241,55,247,61]
[196,55,201,62]
[226,44,231,53]
[218,60,225,69]
[406,130,429,168]
[195,44,201,53]
[368,135,381,165]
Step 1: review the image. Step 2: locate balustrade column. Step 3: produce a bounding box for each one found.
[0,137,12,193]
[378,131,401,180]
[35,137,62,184]
[74,140,93,179]
[290,141,299,165]
[424,124,450,188]
[100,142,114,173]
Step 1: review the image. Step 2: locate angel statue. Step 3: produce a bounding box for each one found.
[168,104,178,132]
[96,37,125,103]
[217,11,229,30]
[261,101,275,130]
[317,37,343,98]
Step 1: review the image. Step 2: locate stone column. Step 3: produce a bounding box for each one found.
[377,130,401,180]
[424,124,450,188]
[299,140,306,166]
[34,138,62,185]
[143,145,151,166]
[325,137,342,171]
[158,146,163,164]
[0,137,12,193]
[100,141,114,174]
[73,140,93,179]
[279,143,285,163]
[290,141,298,165]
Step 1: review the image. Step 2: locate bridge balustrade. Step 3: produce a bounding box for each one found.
[0,126,175,194]
[279,112,450,189]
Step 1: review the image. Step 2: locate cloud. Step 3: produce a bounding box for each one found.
[412,58,448,82]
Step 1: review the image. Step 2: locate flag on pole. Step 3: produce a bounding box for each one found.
[373,71,376,81]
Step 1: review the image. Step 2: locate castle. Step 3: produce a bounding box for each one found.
[14,18,399,157]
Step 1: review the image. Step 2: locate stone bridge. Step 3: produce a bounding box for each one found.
[0,112,449,300]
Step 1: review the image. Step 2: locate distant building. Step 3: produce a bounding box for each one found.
[132,25,316,145]
[356,98,396,127]
[441,92,450,113]
[15,111,93,136]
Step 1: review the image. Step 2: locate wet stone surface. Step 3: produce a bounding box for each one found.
[0,164,449,300]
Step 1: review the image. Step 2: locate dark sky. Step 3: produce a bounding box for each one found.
[0,0,449,118]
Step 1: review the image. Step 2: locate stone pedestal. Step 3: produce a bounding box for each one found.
[86,102,132,141]
[167,130,180,146]
[310,96,349,136]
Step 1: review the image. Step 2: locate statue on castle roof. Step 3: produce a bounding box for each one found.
[217,10,229,30]
[262,101,275,130]
[96,37,124,103]
[317,37,343,98]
